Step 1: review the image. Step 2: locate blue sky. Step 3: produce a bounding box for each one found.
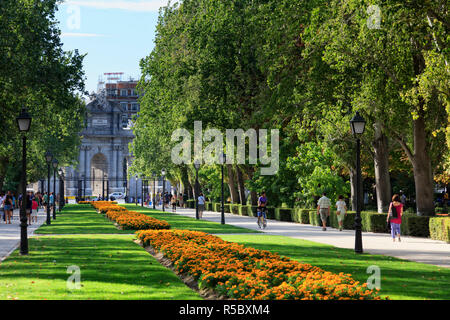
[56,1,170,94]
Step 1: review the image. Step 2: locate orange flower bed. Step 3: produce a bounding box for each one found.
[115,212,170,230]
[136,230,383,300]
[89,202,170,231]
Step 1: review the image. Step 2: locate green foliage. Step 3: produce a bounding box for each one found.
[287,142,350,207]
[429,217,450,243]
[0,0,86,190]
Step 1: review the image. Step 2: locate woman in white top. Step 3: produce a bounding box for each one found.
[198,193,205,219]
[336,195,347,231]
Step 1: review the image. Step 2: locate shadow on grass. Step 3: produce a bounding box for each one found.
[0,235,201,300]
[219,234,450,300]
[124,205,259,234]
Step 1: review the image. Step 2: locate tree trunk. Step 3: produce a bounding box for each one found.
[180,166,192,200]
[245,166,258,205]
[372,122,392,213]
[226,164,239,203]
[235,165,246,205]
[412,114,435,216]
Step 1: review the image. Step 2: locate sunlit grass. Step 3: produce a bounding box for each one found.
[218,234,450,300]
[0,234,201,300]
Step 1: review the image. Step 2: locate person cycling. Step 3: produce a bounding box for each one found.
[257,192,268,229]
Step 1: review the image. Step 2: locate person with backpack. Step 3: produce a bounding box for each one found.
[257,191,268,229]
[387,194,403,242]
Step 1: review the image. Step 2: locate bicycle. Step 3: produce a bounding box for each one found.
[257,207,267,229]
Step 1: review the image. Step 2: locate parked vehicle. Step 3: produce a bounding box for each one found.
[108,192,125,199]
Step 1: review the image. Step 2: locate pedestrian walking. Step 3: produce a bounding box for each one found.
[3,191,14,224]
[0,192,5,222]
[26,191,33,225]
[43,192,49,215]
[257,191,268,229]
[387,194,403,242]
[335,195,347,231]
[49,192,55,214]
[31,196,38,224]
[198,193,205,219]
[12,192,17,219]
[317,192,331,231]
[171,194,177,212]
[178,193,184,208]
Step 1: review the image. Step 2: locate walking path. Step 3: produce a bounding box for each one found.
[0,209,47,262]
[158,205,450,268]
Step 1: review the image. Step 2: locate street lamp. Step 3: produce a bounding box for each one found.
[194,160,201,220]
[161,169,166,212]
[58,168,64,212]
[135,174,139,206]
[45,151,53,225]
[350,111,366,254]
[152,172,156,209]
[17,108,32,255]
[221,153,226,225]
[52,158,58,220]
[141,178,145,207]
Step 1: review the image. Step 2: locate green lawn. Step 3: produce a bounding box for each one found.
[122,204,260,234]
[34,204,133,234]
[218,234,450,300]
[3,204,448,300]
[0,234,201,300]
[35,204,260,235]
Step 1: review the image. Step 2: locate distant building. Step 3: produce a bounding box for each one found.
[37,74,170,201]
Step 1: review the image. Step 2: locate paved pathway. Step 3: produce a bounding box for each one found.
[0,208,48,262]
[157,205,450,268]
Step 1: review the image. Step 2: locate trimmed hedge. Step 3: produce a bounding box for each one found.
[247,206,258,217]
[401,215,430,237]
[429,217,450,243]
[190,201,436,239]
[238,205,249,216]
[292,209,312,224]
[309,210,331,227]
[186,199,195,209]
[230,204,240,215]
[275,208,294,222]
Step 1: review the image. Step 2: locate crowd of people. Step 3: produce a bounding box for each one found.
[0,191,57,225]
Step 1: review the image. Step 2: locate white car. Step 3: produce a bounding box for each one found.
[109,192,125,199]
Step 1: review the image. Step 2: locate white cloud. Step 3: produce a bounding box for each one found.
[63,0,171,12]
[61,32,106,37]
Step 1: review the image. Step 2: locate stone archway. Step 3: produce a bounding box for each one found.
[91,153,108,197]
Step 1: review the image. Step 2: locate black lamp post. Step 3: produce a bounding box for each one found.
[141,178,145,207]
[161,169,166,212]
[350,111,366,254]
[152,172,156,209]
[102,174,105,200]
[135,174,138,206]
[221,153,226,225]
[194,160,201,220]
[58,168,64,212]
[82,174,85,200]
[52,159,58,220]
[45,151,53,225]
[17,108,32,255]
